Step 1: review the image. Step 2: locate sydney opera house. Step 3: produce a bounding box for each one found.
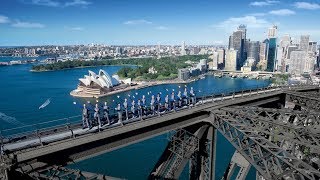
[71,69,132,97]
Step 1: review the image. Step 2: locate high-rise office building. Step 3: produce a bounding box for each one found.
[288,50,314,74]
[266,25,278,72]
[286,45,298,59]
[267,37,277,72]
[238,24,247,42]
[225,49,237,71]
[217,49,225,69]
[276,35,292,72]
[181,41,187,55]
[268,25,277,38]
[228,25,246,70]
[247,41,260,63]
[258,39,269,71]
[299,35,310,51]
[228,35,233,50]
[288,51,306,74]
[211,52,218,70]
[308,41,317,53]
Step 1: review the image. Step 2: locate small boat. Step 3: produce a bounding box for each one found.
[199,75,205,79]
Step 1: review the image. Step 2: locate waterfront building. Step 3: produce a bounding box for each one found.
[225,49,237,71]
[178,68,190,81]
[217,49,225,69]
[210,52,218,70]
[197,59,208,73]
[79,70,120,89]
[189,68,201,77]
[73,69,129,96]
[241,63,252,72]
[299,35,310,51]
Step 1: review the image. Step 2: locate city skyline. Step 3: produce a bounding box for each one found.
[1,0,320,46]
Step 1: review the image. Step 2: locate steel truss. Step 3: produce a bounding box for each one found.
[150,126,214,180]
[211,106,320,180]
[28,165,119,180]
[227,106,320,153]
[286,92,320,111]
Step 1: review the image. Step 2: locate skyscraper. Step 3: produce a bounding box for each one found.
[268,25,277,38]
[299,35,310,51]
[217,49,225,69]
[258,39,269,71]
[288,50,311,74]
[181,41,186,55]
[267,37,277,72]
[225,49,237,71]
[228,25,246,70]
[277,34,291,72]
[266,25,278,72]
[228,35,233,50]
[247,41,260,63]
[288,51,306,74]
[238,24,247,41]
[211,52,218,70]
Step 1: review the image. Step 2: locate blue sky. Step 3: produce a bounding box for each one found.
[1,0,320,46]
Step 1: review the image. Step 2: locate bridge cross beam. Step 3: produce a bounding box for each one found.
[286,93,320,111]
[149,124,216,180]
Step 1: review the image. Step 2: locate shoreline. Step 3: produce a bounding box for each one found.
[30,64,139,72]
[70,79,197,99]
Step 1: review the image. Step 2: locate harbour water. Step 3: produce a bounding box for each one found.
[0,58,270,179]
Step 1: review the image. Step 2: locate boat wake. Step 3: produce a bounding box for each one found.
[0,112,24,126]
[39,98,51,109]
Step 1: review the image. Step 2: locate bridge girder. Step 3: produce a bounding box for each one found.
[286,92,320,111]
[211,107,320,180]
[149,125,214,180]
[224,106,320,153]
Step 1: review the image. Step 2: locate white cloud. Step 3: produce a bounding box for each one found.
[12,21,45,28]
[249,0,279,6]
[67,27,84,31]
[22,0,92,7]
[123,19,152,25]
[269,9,295,16]
[214,16,270,31]
[65,0,91,7]
[71,27,84,31]
[24,0,60,7]
[293,2,320,10]
[155,26,169,30]
[0,15,10,24]
[248,13,267,17]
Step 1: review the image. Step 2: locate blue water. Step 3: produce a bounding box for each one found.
[0,56,49,62]
[0,59,270,179]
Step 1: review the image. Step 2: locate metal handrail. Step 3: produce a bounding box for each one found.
[1,84,319,152]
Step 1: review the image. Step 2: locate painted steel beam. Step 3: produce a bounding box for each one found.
[210,111,320,180]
